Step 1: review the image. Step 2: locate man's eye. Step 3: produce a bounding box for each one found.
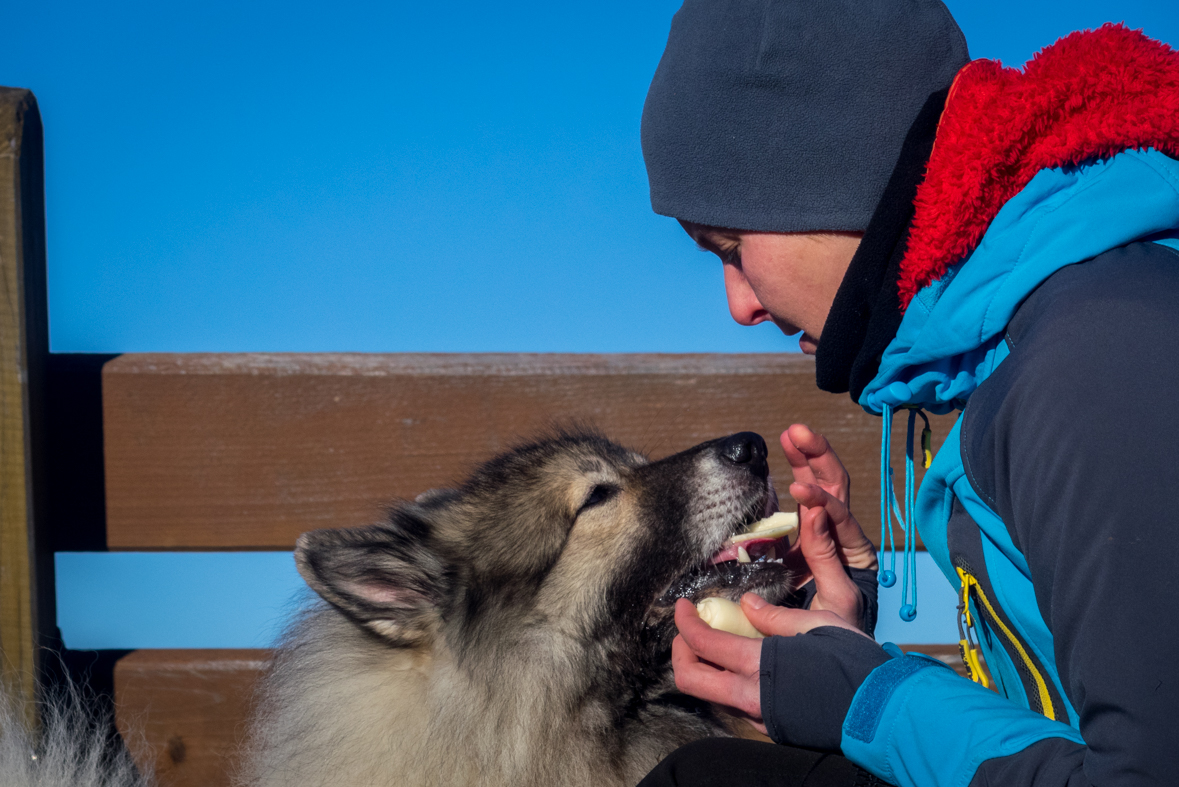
[579,484,617,513]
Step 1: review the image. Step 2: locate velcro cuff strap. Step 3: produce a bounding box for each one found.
[841,655,1085,787]
[844,654,946,744]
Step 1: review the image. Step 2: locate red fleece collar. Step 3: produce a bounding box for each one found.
[898,24,1179,309]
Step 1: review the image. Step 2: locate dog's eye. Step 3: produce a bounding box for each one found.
[578,484,618,513]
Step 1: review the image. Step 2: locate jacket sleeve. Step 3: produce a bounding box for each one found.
[839,652,1086,786]
[759,630,1086,786]
[759,627,889,750]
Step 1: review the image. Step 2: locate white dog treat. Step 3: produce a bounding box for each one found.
[695,597,765,638]
[729,511,799,545]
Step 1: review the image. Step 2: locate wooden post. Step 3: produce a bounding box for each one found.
[0,87,48,722]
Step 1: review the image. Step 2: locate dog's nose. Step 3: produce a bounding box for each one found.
[718,432,768,476]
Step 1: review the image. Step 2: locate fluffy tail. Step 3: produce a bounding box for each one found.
[0,684,152,787]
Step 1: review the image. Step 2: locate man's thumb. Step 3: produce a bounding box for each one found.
[800,509,861,617]
[740,593,803,637]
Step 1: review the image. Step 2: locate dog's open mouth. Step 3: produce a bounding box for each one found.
[708,513,796,565]
[654,479,798,609]
[707,483,795,567]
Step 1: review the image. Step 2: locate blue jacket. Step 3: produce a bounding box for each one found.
[842,147,1179,786]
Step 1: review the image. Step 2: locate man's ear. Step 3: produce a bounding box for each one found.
[295,521,445,645]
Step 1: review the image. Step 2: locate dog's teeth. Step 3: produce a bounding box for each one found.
[737,546,751,563]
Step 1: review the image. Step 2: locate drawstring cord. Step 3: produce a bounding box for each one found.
[879,404,932,621]
[878,406,896,589]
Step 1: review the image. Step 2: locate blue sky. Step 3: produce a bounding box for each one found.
[4,0,1177,356]
[7,1,1179,648]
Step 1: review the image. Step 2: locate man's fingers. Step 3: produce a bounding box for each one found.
[788,481,849,518]
[740,593,864,638]
[789,482,878,570]
[674,599,762,674]
[781,425,850,503]
[739,593,814,636]
[671,635,761,718]
[799,509,862,622]
[780,427,818,487]
[671,602,763,720]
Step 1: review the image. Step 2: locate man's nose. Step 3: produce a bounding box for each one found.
[723,264,771,326]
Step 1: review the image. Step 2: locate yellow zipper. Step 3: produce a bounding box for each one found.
[956,566,1056,720]
[955,566,990,689]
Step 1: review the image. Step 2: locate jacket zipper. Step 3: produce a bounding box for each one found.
[955,566,1057,721]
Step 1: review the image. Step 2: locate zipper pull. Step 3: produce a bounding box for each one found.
[955,567,991,689]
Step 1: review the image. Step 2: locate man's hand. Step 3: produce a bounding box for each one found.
[671,595,869,734]
[671,425,881,721]
[781,424,878,631]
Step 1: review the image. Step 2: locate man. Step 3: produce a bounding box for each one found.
[638,2,1179,786]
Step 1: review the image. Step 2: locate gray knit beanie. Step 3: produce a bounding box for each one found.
[641,0,969,233]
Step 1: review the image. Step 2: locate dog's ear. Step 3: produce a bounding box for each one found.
[414,488,458,505]
[295,519,445,645]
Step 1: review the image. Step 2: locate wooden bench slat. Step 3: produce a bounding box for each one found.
[115,649,269,787]
[114,644,972,787]
[104,353,955,550]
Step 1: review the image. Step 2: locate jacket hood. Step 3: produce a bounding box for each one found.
[898,24,1179,307]
[860,25,1179,414]
[861,149,1179,414]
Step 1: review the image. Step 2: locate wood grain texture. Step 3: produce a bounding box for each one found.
[113,645,969,786]
[103,353,957,550]
[0,87,43,718]
[115,649,269,787]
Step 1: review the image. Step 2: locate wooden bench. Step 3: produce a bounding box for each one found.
[1,84,968,787]
[102,352,957,786]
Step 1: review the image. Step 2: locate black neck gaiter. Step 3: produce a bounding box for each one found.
[815,89,948,402]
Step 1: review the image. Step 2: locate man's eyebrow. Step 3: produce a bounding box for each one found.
[696,232,733,258]
[678,220,722,254]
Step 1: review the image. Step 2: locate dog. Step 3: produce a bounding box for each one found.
[236,429,797,787]
[0,429,795,787]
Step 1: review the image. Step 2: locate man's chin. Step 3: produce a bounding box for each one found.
[799,334,819,355]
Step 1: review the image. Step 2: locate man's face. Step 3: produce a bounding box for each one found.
[685,225,861,355]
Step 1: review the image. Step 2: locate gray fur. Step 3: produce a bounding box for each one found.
[0,686,151,787]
